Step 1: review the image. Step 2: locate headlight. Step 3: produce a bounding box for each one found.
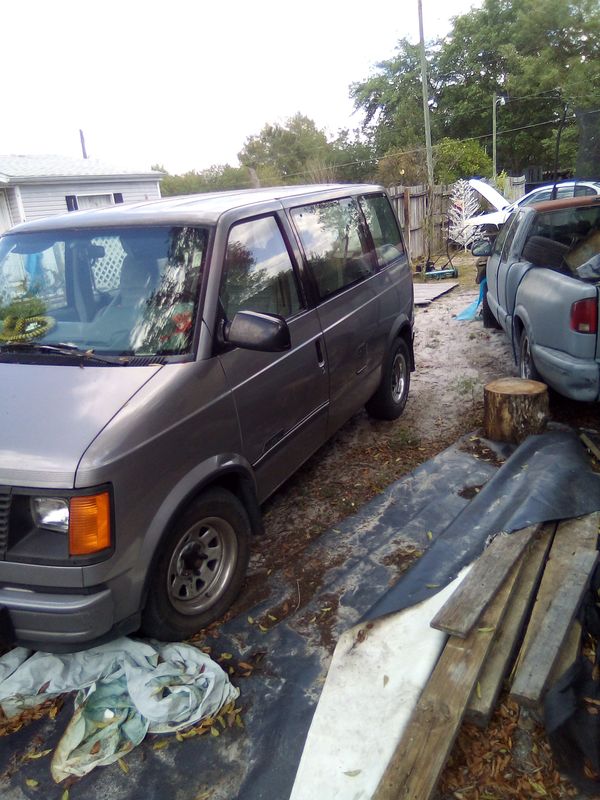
[30,492,112,555]
[31,497,69,533]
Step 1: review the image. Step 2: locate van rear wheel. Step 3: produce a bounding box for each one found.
[366,338,411,420]
[141,488,251,640]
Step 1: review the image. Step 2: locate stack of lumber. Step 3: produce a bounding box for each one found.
[373,512,600,800]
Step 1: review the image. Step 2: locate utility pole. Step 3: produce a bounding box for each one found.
[492,93,498,182]
[79,129,88,160]
[492,94,506,183]
[417,0,434,263]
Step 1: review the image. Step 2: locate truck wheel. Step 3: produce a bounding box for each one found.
[482,287,501,329]
[518,330,540,381]
[366,338,411,420]
[141,488,251,640]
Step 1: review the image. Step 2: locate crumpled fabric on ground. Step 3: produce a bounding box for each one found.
[0,637,239,781]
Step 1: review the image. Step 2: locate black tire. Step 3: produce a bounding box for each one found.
[482,288,501,329]
[518,329,540,381]
[366,337,411,420]
[141,488,251,640]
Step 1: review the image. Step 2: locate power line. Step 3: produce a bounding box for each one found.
[283,106,600,180]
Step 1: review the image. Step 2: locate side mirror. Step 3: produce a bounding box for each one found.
[225,310,291,352]
[471,239,493,258]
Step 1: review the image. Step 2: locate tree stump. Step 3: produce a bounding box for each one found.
[483,377,549,444]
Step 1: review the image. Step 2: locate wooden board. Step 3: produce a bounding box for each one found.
[510,513,600,707]
[413,282,458,306]
[373,558,524,800]
[548,619,582,688]
[511,513,600,681]
[431,525,539,638]
[580,431,600,463]
[511,549,597,707]
[466,523,555,726]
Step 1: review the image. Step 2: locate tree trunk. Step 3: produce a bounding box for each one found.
[483,378,549,444]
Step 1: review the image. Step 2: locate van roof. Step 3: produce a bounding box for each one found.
[4,183,385,234]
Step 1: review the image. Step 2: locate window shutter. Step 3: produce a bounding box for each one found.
[65,195,78,212]
[113,193,124,204]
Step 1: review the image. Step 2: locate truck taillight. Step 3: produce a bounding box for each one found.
[570,298,598,334]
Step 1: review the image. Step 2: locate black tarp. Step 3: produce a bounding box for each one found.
[3,429,600,800]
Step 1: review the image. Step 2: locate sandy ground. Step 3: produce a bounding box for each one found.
[250,281,516,580]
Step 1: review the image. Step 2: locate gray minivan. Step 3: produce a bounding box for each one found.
[0,184,414,649]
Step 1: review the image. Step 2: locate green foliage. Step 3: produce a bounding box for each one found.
[434,139,493,184]
[238,113,332,183]
[351,0,600,176]
[160,165,254,196]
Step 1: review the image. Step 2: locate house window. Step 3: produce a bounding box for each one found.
[65,193,124,212]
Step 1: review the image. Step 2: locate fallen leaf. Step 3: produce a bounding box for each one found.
[25,778,39,788]
[427,530,433,540]
[37,681,50,695]
[118,758,129,774]
[268,615,277,621]
[219,653,233,660]
[383,675,389,687]
[210,727,220,737]
[153,740,169,750]
[478,627,495,633]
[61,791,69,800]
[344,769,362,777]
[26,749,52,760]
[247,616,254,624]
[476,682,482,699]
[425,583,440,589]
[238,662,254,671]
[90,740,101,755]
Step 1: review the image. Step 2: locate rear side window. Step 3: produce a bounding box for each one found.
[359,194,405,267]
[291,198,373,300]
[221,215,302,320]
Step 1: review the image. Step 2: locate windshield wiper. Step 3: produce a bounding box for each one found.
[0,341,130,365]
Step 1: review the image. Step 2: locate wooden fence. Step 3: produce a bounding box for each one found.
[388,177,526,262]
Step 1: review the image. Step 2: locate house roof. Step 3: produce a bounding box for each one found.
[0,154,163,184]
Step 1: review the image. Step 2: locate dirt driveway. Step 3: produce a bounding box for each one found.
[246,281,516,596]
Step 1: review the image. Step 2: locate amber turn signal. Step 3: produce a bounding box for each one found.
[69,492,111,555]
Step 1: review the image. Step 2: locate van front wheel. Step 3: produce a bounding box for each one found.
[366,338,411,420]
[141,488,251,640]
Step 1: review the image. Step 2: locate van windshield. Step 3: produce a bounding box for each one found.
[0,226,208,358]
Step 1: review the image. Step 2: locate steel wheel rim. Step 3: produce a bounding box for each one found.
[391,351,407,403]
[167,515,238,615]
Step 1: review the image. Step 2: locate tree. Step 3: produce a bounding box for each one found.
[350,39,433,158]
[433,139,493,184]
[159,165,253,196]
[350,0,600,177]
[238,114,334,183]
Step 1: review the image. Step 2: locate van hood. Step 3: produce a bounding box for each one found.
[0,363,162,488]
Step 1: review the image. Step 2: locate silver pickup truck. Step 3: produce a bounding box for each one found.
[476,195,600,401]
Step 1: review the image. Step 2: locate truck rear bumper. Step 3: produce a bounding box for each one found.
[533,343,600,401]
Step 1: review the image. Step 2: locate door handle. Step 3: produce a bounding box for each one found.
[315,337,326,369]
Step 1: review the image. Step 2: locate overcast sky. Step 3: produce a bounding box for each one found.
[2,0,480,174]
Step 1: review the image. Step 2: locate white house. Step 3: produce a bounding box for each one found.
[0,154,164,233]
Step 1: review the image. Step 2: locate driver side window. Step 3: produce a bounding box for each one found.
[220,216,303,320]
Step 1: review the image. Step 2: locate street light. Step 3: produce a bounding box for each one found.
[492,93,506,183]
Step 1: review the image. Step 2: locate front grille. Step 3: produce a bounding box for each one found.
[0,488,11,557]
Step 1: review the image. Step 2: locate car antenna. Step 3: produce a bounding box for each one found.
[551,102,570,200]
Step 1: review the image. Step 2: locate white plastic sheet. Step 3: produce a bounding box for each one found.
[0,637,239,781]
